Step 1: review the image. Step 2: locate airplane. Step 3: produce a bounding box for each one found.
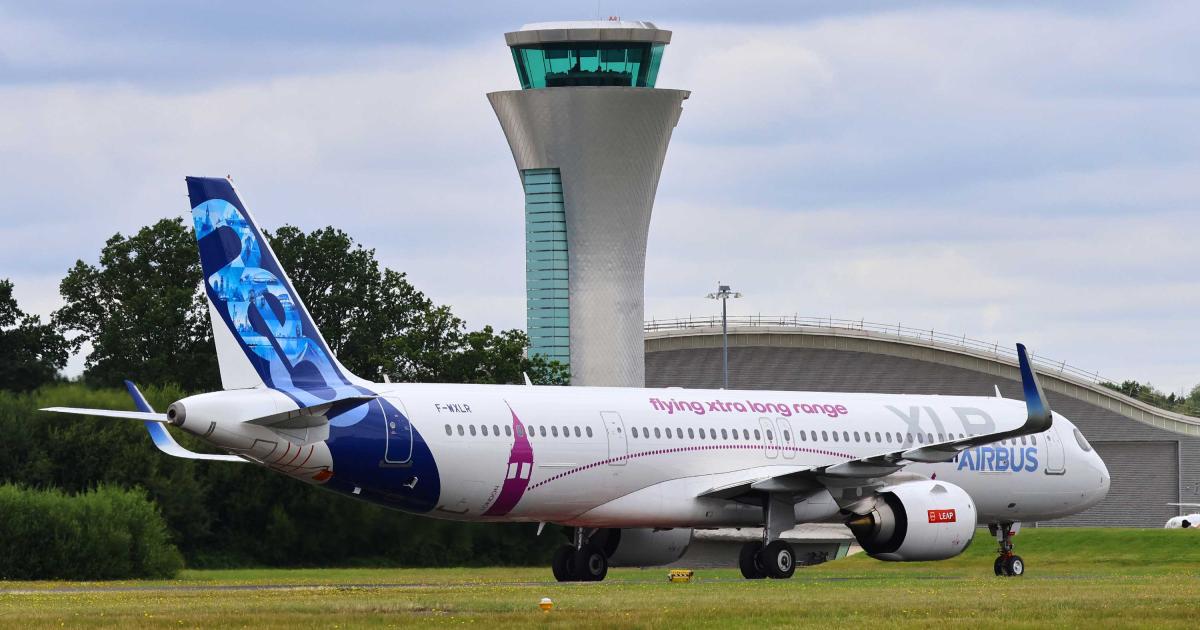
[1165,504,1200,528]
[44,176,1110,581]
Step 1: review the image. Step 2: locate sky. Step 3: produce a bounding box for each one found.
[0,1,1196,393]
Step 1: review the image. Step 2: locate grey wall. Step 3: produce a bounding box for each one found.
[645,343,1200,527]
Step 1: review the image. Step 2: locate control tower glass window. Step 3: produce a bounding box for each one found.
[512,43,665,89]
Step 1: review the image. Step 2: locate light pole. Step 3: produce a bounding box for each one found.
[706,283,742,389]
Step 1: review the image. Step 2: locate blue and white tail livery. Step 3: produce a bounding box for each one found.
[41,176,1109,582]
[187,177,367,404]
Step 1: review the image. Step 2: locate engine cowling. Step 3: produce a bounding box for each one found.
[846,480,976,561]
[594,528,693,567]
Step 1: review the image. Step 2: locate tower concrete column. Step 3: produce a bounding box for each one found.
[488,20,688,387]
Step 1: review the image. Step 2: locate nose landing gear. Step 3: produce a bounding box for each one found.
[990,522,1025,577]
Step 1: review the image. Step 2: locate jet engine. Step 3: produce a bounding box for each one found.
[592,528,693,567]
[846,480,976,561]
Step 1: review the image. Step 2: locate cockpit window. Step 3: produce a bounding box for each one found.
[1073,427,1093,452]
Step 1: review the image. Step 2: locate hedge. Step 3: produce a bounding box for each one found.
[0,484,183,580]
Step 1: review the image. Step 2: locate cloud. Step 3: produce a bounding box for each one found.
[0,2,1195,391]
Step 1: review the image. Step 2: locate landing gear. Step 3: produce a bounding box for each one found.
[551,529,609,582]
[990,522,1024,577]
[739,493,797,580]
[762,540,796,579]
[738,541,766,579]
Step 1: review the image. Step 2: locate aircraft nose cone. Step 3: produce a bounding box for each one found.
[1089,455,1110,506]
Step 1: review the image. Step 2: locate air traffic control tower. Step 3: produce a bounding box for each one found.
[489,20,688,387]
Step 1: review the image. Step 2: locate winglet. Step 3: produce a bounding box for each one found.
[124,381,245,463]
[1016,344,1053,432]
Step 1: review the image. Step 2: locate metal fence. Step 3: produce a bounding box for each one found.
[644,315,1106,385]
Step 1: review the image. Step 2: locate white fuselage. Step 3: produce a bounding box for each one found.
[354,383,1109,527]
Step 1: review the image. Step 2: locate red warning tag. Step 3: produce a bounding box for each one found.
[928,509,957,523]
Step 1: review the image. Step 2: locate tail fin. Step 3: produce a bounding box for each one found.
[186,177,367,405]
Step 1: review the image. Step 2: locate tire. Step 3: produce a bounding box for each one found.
[1003,555,1025,577]
[763,540,796,579]
[994,556,1004,576]
[552,545,574,582]
[739,541,766,579]
[574,544,608,582]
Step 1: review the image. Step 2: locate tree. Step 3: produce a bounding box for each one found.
[267,226,567,385]
[54,219,565,390]
[0,279,68,391]
[53,219,218,391]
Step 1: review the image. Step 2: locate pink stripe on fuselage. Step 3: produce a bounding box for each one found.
[481,402,534,517]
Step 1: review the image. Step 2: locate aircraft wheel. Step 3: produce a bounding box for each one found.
[763,540,796,579]
[552,545,574,582]
[739,541,766,579]
[573,543,608,582]
[1002,555,1025,577]
[994,556,1004,576]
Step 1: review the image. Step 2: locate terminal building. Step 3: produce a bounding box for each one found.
[488,21,1199,528]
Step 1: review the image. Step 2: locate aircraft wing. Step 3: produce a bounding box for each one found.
[698,343,1054,500]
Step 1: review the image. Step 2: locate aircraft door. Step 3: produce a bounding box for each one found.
[380,398,413,465]
[759,417,779,459]
[777,417,796,459]
[1043,426,1066,475]
[601,411,628,465]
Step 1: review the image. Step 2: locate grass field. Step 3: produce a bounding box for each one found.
[1,528,1198,628]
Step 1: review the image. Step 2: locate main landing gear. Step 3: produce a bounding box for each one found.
[739,493,797,579]
[990,522,1024,577]
[552,528,608,582]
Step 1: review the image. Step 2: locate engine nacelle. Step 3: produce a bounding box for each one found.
[847,480,977,562]
[596,528,693,567]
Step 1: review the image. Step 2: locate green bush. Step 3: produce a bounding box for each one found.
[0,484,183,580]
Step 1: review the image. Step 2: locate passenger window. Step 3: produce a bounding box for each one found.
[586,427,593,438]
[457,425,465,436]
[810,431,818,441]
[905,433,913,443]
[767,429,774,441]
[481,425,489,436]
[494,425,500,436]
[832,432,840,442]
[688,428,695,439]
[885,432,892,443]
[721,429,728,440]
[654,428,661,439]
[842,431,849,442]
[1020,436,1027,445]
[632,427,640,438]
[445,424,452,436]
[539,426,547,437]
[469,425,477,436]
[677,428,684,439]
[754,429,761,440]
[710,429,717,439]
[731,429,738,441]
[505,425,512,437]
[916,433,924,443]
[551,426,558,437]
[743,429,751,440]
[927,433,934,443]
[573,426,580,438]
[853,431,860,442]
[515,425,524,438]
[562,425,569,437]
[822,431,828,441]
[864,432,871,443]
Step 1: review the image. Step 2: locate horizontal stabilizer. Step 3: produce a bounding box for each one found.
[41,407,168,422]
[125,381,245,463]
